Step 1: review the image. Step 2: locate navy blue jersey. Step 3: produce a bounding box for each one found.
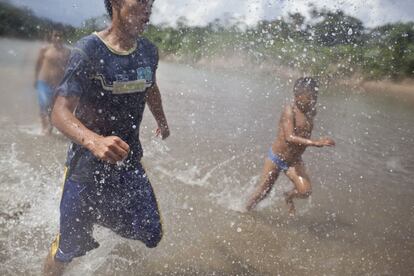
[56,33,158,182]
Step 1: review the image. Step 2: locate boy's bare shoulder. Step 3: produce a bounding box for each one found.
[38,45,48,54]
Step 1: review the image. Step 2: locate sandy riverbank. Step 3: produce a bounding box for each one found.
[360,79,414,100]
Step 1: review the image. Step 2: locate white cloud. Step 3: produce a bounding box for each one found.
[274,0,414,27]
[151,0,414,28]
[151,0,267,27]
[151,0,255,27]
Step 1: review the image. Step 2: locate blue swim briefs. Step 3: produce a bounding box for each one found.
[35,80,54,115]
[50,164,163,263]
[268,148,289,172]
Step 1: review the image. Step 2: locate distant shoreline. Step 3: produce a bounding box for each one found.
[162,53,414,102]
[359,79,414,101]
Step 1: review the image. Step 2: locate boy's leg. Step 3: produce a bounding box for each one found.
[99,167,163,248]
[43,247,66,276]
[36,81,53,135]
[284,160,312,216]
[43,177,98,275]
[40,114,52,135]
[246,159,280,211]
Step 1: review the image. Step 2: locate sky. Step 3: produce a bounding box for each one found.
[5,0,414,28]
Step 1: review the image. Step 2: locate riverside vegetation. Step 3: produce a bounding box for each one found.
[1,2,413,82]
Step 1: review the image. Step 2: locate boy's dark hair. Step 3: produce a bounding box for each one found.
[104,0,113,19]
[293,77,319,96]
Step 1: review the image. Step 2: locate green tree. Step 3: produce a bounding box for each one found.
[312,9,364,46]
[364,23,414,79]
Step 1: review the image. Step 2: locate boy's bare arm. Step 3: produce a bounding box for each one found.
[282,106,333,147]
[146,83,170,139]
[51,96,130,164]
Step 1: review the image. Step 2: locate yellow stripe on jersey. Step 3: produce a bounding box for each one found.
[113,79,151,94]
[91,75,151,94]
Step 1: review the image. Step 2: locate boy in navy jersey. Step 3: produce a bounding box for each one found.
[43,1,169,275]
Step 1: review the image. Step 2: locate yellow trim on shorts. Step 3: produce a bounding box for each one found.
[50,166,69,259]
[50,234,60,259]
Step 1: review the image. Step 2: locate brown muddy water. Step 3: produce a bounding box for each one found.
[0,38,413,275]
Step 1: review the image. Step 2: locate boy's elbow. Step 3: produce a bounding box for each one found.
[51,96,77,127]
[285,135,295,144]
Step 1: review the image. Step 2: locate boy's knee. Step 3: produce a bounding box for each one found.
[144,229,163,248]
[297,188,312,198]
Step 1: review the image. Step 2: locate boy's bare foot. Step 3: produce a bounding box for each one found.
[245,201,255,212]
[284,192,296,217]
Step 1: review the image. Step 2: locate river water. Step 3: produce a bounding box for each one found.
[0,38,413,275]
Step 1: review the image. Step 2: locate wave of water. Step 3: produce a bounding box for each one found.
[0,142,61,275]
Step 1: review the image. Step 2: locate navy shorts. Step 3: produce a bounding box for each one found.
[50,165,163,263]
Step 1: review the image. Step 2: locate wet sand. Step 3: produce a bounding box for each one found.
[1,38,414,275]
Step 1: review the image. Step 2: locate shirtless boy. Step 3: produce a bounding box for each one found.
[34,30,70,134]
[246,77,335,215]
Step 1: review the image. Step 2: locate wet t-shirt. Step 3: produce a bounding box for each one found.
[56,33,158,182]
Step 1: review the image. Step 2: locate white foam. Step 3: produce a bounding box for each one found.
[66,228,120,276]
[0,143,62,274]
[209,175,260,212]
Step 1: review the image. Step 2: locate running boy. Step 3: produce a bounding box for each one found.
[34,30,70,135]
[43,0,169,275]
[246,77,335,215]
